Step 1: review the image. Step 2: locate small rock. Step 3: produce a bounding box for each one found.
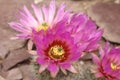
[88,2,120,43]
[0,76,6,80]
[0,45,9,59]
[6,68,22,80]
[0,68,8,78]
[0,0,33,29]
[19,64,36,80]
[0,28,26,60]
[0,57,3,64]
[2,48,31,70]
[115,0,120,3]
[0,0,34,59]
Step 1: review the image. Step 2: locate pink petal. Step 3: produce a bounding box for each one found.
[39,64,48,73]
[31,4,43,23]
[48,63,59,78]
[91,53,100,65]
[67,65,78,73]
[94,29,103,39]
[60,67,67,75]
[42,5,49,22]
[37,58,47,65]
[9,22,29,33]
[95,72,103,78]
[16,34,30,39]
[28,50,37,55]
[27,40,33,50]
[104,42,110,54]
[10,37,19,40]
[54,3,65,23]
[48,0,56,24]
[60,62,71,69]
[19,10,35,27]
[99,47,105,59]
[19,19,31,28]
[50,68,59,78]
[48,63,59,72]
[23,6,38,26]
[85,43,99,52]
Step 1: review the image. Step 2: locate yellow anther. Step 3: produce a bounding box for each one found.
[49,45,65,60]
[111,62,117,70]
[37,23,48,31]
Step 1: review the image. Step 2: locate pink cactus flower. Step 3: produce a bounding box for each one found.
[67,14,103,52]
[92,43,120,80]
[8,0,70,51]
[33,20,82,78]
[9,0,70,39]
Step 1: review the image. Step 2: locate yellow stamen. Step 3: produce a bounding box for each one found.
[111,62,117,70]
[37,23,48,31]
[49,45,65,60]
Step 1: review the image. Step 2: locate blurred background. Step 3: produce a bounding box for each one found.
[0,0,120,80]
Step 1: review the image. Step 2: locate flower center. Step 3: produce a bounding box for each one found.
[48,45,65,60]
[111,62,117,70]
[37,23,48,31]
